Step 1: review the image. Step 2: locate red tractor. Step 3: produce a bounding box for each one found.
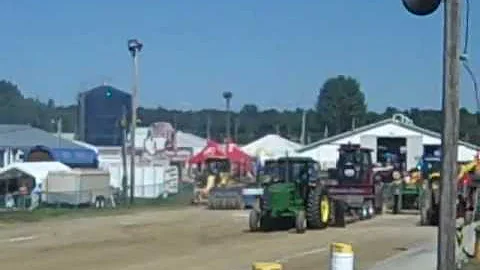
[324,144,384,226]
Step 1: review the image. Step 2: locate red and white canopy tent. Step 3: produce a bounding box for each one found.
[188,140,253,174]
[189,140,226,164]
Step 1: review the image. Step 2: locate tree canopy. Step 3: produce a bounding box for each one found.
[316,75,367,134]
[0,77,479,145]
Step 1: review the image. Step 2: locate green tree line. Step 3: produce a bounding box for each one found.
[1,76,479,145]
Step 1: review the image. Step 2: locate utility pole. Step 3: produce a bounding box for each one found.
[275,124,280,135]
[206,114,211,140]
[300,110,307,145]
[173,114,178,130]
[438,1,461,269]
[51,117,63,147]
[400,1,462,267]
[234,117,239,142]
[56,117,63,147]
[222,91,233,143]
[127,39,143,205]
[120,106,128,205]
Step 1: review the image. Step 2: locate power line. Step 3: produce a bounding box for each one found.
[460,0,480,122]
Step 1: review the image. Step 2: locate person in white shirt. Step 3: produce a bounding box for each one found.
[29,183,42,211]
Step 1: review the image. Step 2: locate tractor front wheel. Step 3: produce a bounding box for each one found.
[295,210,307,234]
[306,186,330,229]
[249,210,260,232]
[366,200,375,219]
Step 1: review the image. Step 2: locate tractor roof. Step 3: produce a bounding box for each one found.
[205,156,229,161]
[423,156,441,162]
[277,157,316,163]
[338,143,372,152]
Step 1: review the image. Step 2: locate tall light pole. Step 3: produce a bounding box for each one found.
[402,1,461,270]
[51,117,63,147]
[127,38,143,205]
[222,91,233,143]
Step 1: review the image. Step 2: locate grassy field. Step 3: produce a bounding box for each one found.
[0,185,195,224]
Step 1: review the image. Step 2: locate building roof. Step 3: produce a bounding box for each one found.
[0,125,88,150]
[242,134,301,157]
[53,133,98,153]
[80,85,130,97]
[297,118,480,153]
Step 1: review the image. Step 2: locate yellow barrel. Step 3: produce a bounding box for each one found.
[252,262,283,270]
[330,243,354,270]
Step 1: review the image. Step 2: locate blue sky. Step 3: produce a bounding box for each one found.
[0,1,479,112]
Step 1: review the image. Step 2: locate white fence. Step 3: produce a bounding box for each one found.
[103,163,179,199]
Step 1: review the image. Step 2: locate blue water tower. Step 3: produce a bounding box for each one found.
[77,85,132,146]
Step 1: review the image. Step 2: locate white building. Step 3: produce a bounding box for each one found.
[297,114,480,170]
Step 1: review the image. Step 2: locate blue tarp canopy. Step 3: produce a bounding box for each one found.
[25,146,99,168]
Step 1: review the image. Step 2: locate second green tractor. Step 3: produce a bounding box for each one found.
[249,157,340,233]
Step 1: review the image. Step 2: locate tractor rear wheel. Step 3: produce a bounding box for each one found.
[295,210,307,234]
[392,194,401,214]
[306,186,330,229]
[333,200,346,228]
[260,215,273,232]
[207,197,215,209]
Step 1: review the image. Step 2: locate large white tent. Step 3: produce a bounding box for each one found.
[242,134,301,159]
[0,161,71,185]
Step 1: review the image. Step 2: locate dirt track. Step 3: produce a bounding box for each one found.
[0,208,436,270]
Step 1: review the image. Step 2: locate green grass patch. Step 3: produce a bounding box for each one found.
[0,207,132,224]
[0,184,196,225]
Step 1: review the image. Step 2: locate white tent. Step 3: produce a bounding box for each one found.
[242,134,301,159]
[0,161,71,185]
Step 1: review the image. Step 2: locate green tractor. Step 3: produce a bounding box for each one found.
[390,170,423,214]
[418,156,442,226]
[248,157,334,234]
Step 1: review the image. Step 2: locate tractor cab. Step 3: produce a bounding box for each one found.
[204,157,231,175]
[266,157,320,185]
[258,159,278,184]
[418,156,441,180]
[336,144,373,184]
[262,157,321,209]
[195,157,231,189]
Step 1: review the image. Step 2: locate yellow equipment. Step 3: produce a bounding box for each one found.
[193,157,248,210]
[194,157,232,198]
[456,155,480,217]
[457,157,480,181]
